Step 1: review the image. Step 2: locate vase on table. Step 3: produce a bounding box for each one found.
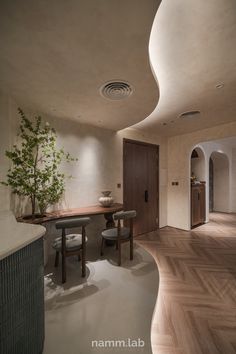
[99,191,114,207]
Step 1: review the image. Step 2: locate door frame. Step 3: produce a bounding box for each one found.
[123,138,160,229]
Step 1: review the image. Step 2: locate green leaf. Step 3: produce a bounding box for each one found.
[1,108,78,214]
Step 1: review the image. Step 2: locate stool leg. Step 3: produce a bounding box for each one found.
[82,244,86,277]
[118,239,121,266]
[54,251,59,267]
[130,237,133,261]
[100,237,105,256]
[78,254,81,262]
[62,254,66,283]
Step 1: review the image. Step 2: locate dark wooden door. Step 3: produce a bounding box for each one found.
[200,186,206,222]
[123,139,159,235]
[191,185,201,226]
[191,184,205,228]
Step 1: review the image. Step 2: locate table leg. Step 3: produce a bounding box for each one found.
[104,212,115,229]
[104,212,116,246]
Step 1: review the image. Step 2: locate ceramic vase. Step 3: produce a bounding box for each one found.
[99,191,114,207]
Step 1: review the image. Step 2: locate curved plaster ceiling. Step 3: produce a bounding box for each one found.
[0,0,160,131]
[1,0,236,136]
[134,0,236,136]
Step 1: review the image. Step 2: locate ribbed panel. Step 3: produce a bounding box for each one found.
[0,238,44,354]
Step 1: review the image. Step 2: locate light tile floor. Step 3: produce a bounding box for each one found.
[43,242,159,354]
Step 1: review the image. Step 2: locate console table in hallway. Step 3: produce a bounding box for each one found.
[18,203,123,228]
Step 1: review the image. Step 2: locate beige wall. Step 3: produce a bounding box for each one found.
[167,122,236,230]
[42,116,168,228]
[211,153,230,212]
[0,92,18,211]
[231,148,236,212]
[0,92,167,229]
[3,90,236,234]
[0,93,168,259]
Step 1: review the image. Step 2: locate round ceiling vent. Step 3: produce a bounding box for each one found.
[100,81,133,100]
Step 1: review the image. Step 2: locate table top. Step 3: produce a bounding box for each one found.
[17,203,123,224]
[0,211,46,260]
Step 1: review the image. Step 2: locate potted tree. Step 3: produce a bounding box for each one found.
[2,108,77,218]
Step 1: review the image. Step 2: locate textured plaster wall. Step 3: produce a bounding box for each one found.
[0,96,167,258]
[42,118,167,257]
[0,92,18,211]
[2,92,236,235]
[231,148,236,212]
[212,153,230,212]
[167,122,236,230]
[39,115,168,229]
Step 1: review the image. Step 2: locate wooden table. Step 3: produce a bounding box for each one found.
[17,203,123,228]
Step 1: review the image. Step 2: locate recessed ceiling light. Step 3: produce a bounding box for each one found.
[179,110,200,119]
[215,83,224,89]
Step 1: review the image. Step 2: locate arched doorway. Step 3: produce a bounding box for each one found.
[209,152,230,213]
[190,147,206,228]
[191,147,205,182]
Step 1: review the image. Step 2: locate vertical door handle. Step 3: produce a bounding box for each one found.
[145,190,148,203]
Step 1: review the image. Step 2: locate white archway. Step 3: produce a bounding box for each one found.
[191,147,206,182]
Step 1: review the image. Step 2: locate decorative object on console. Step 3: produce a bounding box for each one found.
[99,191,114,207]
[191,172,197,183]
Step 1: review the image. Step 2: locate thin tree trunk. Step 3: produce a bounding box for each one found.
[31,195,36,217]
[32,144,39,217]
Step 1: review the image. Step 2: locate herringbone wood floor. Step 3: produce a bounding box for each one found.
[136,213,236,354]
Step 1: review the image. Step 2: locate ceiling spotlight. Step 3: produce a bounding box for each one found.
[179,110,200,119]
[215,83,224,89]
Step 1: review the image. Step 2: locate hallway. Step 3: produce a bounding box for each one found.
[136,212,236,354]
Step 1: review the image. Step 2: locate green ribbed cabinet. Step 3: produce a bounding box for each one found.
[0,238,44,354]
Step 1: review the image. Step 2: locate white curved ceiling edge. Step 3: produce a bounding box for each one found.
[134,0,236,136]
[0,0,161,131]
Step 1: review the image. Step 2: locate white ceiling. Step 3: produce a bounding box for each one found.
[134,0,236,136]
[0,0,160,130]
[1,0,236,136]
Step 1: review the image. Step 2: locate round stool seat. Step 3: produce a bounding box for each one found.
[101,227,130,240]
[52,234,88,251]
